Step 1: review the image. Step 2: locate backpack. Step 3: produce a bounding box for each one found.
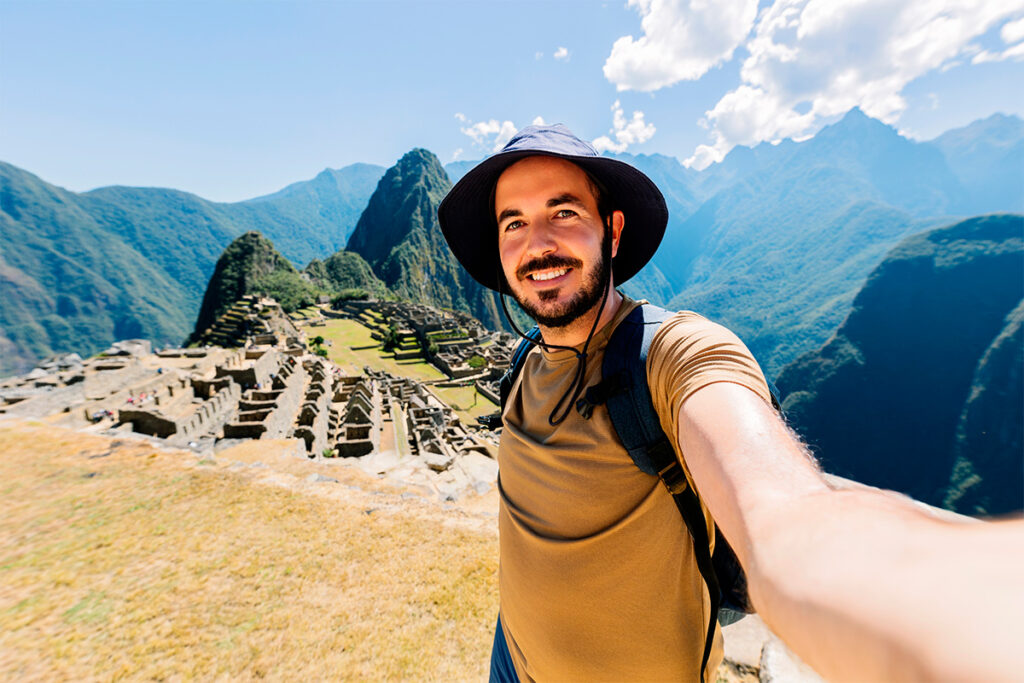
[486,303,783,680]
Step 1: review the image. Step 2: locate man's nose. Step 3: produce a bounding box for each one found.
[524,221,557,257]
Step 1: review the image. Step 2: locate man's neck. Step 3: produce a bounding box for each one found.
[537,289,625,348]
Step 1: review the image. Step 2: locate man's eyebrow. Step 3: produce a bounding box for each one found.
[497,207,522,224]
[547,193,585,208]
[497,194,586,224]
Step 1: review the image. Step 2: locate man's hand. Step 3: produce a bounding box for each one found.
[677,381,1024,681]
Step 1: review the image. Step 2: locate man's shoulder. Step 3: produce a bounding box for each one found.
[647,309,745,358]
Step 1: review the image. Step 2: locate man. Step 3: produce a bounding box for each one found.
[438,125,1023,682]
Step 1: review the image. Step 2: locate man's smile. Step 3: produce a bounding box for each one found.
[527,267,571,282]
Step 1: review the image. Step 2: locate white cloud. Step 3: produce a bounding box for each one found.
[532,116,547,126]
[972,14,1024,63]
[676,0,1024,168]
[535,51,544,60]
[451,148,464,162]
[604,0,759,91]
[592,100,657,153]
[1002,16,1024,44]
[456,115,518,153]
[554,46,570,61]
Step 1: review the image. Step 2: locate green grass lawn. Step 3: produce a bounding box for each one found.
[311,318,497,424]
[289,306,320,320]
[432,384,497,422]
[314,319,443,382]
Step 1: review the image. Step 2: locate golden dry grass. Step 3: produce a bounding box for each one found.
[0,421,499,681]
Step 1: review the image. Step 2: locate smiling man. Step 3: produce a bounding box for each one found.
[437,125,1024,682]
[494,155,622,336]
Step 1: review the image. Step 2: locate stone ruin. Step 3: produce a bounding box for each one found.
[0,297,500,496]
[192,295,303,349]
[331,298,517,406]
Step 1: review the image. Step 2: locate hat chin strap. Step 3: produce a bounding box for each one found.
[497,221,614,426]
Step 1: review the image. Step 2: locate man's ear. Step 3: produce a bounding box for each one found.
[609,210,625,258]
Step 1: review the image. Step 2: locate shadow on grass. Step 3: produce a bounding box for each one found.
[350,344,380,351]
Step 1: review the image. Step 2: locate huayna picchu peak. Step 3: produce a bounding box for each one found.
[346,148,503,330]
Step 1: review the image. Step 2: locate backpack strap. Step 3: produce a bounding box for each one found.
[478,327,543,430]
[600,303,762,680]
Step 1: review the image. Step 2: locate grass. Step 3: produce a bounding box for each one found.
[315,318,443,383]
[289,306,321,320]
[0,422,498,681]
[432,385,496,423]
[308,318,498,425]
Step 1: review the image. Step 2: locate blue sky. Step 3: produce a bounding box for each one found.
[2,0,1022,202]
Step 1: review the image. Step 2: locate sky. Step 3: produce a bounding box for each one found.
[2,0,1023,203]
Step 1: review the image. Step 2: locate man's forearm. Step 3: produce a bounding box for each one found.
[678,382,1024,681]
[746,486,1023,681]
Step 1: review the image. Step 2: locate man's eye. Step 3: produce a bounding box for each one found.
[555,209,577,218]
[505,220,524,231]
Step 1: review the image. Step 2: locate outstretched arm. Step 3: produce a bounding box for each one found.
[678,381,1024,681]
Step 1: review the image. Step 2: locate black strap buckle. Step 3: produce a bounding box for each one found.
[658,460,689,495]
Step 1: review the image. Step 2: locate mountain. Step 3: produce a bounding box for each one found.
[348,149,503,329]
[303,249,387,298]
[444,160,478,185]
[189,231,316,341]
[776,214,1024,512]
[0,162,381,376]
[927,113,1024,215]
[659,109,973,374]
[944,298,1024,515]
[244,162,385,246]
[0,162,194,376]
[4,108,1021,378]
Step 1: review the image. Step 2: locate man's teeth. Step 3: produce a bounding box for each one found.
[529,268,568,282]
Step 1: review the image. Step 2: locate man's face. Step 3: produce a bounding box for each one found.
[494,156,623,329]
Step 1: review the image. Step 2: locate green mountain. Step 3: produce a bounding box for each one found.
[189,231,316,342]
[242,163,385,247]
[944,299,1024,515]
[0,162,194,376]
[303,249,387,298]
[347,149,503,329]
[0,162,381,376]
[658,109,968,374]
[3,109,1020,379]
[776,214,1024,512]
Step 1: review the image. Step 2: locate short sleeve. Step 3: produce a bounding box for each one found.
[647,311,771,494]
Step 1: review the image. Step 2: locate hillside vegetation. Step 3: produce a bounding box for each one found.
[0,162,381,376]
[347,149,504,331]
[3,109,1021,377]
[778,215,1023,513]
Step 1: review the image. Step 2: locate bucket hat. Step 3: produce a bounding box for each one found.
[438,124,668,292]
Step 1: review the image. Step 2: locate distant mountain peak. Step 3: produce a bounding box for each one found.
[345,148,502,330]
[822,107,901,140]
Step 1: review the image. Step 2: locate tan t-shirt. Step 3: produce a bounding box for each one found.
[498,296,770,682]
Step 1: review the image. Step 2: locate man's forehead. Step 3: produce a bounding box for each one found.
[498,155,589,182]
[494,156,596,209]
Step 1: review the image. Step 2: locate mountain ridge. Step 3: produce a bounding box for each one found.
[2,108,1021,376]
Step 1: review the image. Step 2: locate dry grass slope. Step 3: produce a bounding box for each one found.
[0,421,498,681]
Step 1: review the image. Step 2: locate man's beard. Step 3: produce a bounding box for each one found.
[509,233,611,329]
